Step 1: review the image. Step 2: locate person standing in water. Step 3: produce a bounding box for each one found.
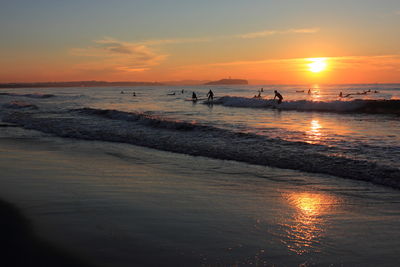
[274,90,283,104]
[192,92,198,101]
[207,89,214,101]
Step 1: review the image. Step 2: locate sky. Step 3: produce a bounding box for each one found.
[1,0,400,84]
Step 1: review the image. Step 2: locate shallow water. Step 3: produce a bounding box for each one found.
[0,129,399,266]
[1,84,399,171]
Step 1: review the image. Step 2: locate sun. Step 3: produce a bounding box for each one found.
[308,58,327,73]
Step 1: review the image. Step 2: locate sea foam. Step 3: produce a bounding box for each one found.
[213,96,400,114]
[4,108,400,189]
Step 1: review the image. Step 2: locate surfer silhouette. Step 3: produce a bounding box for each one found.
[273,90,283,104]
[207,90,214,101]
[192,92,198,101]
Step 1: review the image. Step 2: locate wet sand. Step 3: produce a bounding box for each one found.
[0,132,400,266]
[0,200,95,267]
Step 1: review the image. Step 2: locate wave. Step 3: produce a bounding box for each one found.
[3,108,400,188]
[213,97,400,114]
[0,92,55,98]
[75,108,215,131]
[3,101,38,109]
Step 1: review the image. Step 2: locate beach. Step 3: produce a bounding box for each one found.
[0,198,94,267]
[0,84,400,266]
[1,98,400,266]
[2,0,400,265]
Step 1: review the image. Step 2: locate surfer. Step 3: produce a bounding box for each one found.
[273,90,283,104]
[260,88,264,92]
[339,92,343,98]
[308,89,311,94]
[192,92,198,101]
[133,92,136,97]
[207,89,214,101]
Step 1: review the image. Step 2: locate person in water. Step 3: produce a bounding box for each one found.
[192,92,198,101]
[273,90,283,104]
[207,89,214,101]
[308,89,311,94]
[339,92,343,97]
[133,92,136,96]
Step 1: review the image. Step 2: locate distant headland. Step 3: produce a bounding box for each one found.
[0,81,164,89]
[0,79,250,88]
[204,79,248,85]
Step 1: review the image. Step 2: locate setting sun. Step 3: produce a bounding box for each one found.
[308,58,328,73]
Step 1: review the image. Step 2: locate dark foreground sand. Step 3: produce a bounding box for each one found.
[0,200,96,267]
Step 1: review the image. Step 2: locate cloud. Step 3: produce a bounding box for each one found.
[141,37,211,45]
[237,27,320,39]
[71,38,167,73]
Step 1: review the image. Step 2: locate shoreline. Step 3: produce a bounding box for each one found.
[0,134,399,266]
[0,199,96,267]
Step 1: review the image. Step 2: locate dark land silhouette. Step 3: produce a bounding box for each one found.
[0,81,164,89]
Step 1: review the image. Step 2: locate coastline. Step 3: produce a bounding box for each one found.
[0,134,399,266]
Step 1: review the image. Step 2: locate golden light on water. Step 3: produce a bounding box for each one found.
[308,58,328,73]
[280,192,340,255]
[306,119,322,144]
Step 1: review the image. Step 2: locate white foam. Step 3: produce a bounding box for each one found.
[4,108,400,189]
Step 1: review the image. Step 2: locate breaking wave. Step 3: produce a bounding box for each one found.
[213,97,400,114]
[3,101,38,109]
[3,107,400,189]
[0,92,55,98]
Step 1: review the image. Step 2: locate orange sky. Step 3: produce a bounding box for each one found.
[1,1,400,84]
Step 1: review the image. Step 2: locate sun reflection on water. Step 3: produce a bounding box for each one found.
[306,119,323,144]
[279,192,340,255]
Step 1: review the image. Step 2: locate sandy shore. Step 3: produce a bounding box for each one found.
[1,132,400,266]
[0,199,96,267]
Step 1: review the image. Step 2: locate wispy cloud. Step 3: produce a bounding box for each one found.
[70,26,320,74]
[141,37,211,45]
[71,38,167,73]
[138,27,321,45]
[237,27,320,39]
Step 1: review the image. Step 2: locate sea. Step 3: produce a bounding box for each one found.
[0,84,399,266]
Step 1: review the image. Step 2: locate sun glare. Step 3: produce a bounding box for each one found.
[308,58,327,73]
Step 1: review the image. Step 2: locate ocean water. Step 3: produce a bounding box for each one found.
[0,84,400,266]
[0,84,399,187]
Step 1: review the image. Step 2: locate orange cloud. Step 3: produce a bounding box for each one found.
[71,38,167,74]
[237,27,320,39]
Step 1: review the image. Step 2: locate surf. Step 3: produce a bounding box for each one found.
[3,107,400,189]
[213,96,400,114]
